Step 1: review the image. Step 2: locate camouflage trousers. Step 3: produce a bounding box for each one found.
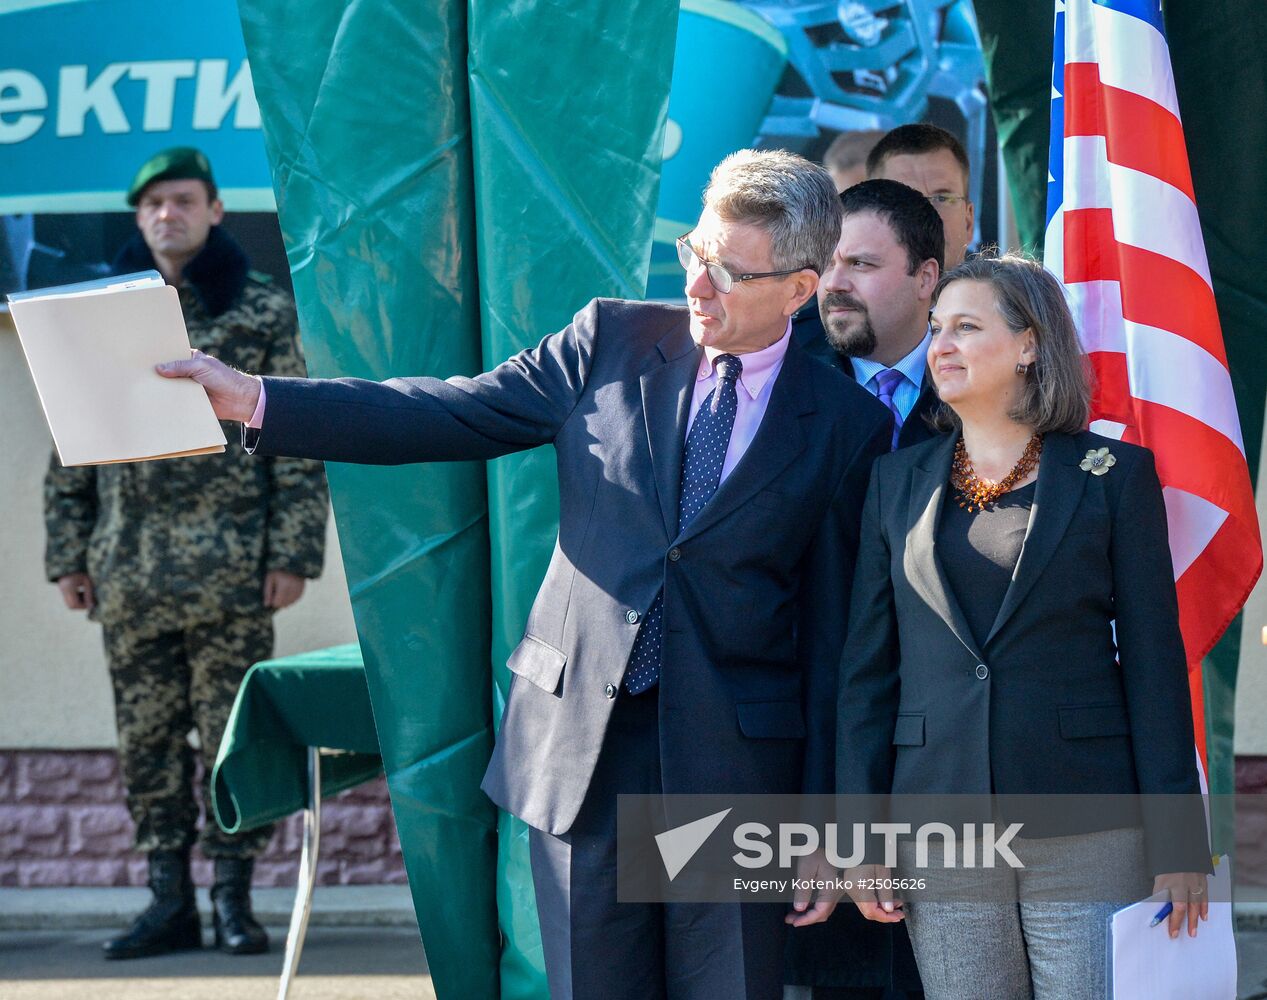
[102,613,275,859]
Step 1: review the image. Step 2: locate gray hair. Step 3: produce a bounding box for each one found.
[702,149,842,274]
[930,252,1092,435]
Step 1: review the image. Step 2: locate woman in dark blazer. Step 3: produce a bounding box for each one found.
[829,254,1211,998]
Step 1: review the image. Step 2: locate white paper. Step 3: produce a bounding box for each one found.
[1108,857,1236,999]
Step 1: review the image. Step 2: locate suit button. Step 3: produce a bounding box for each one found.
[625,609,640,624]
[668,547,681,562]
[604,683,617,699]
[975,664,989,680]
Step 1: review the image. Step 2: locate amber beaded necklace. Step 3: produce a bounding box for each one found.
[951,433,1043,513]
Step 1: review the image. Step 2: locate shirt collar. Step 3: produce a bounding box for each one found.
[698,319,792,399]
[851,327,932,392]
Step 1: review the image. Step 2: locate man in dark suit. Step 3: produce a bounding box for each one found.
[159,149,893,1000]
[786,179,945,999]
[793,179,944,455]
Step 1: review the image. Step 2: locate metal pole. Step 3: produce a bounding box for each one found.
[277,747,321,1000]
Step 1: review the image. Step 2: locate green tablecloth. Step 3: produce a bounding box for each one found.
[211,644,384,834]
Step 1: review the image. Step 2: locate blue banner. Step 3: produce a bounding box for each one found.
[0,0,273,213]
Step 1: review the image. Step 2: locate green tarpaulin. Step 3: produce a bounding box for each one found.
[467,5,679,992]
[234,1,678,996]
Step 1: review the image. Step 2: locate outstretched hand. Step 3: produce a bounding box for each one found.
[156,349,261,423]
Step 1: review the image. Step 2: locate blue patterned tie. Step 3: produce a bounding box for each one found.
[874,367,904,451]
[624,354,743,694]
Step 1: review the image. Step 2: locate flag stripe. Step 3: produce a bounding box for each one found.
[1063,209,1225,363]
[1063,62,1194,201]
[1066,2,1180,119]
[1068,282,1242,449]
[1087,352,1257,526]
[1091,0,1165,36]
[1161,486,1228,580]
[1175,522,1262,665]
[1062,142,1211,286]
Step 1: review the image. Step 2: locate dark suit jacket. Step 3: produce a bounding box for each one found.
[791,306,940,449]
[249,298,892,837]
[836,429,1210,876]
[786,306,929,992]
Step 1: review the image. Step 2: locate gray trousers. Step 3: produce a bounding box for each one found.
[897,827,1150,1000]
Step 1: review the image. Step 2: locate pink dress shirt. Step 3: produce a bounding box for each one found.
[247,376,267,428]
[686,319,791,483]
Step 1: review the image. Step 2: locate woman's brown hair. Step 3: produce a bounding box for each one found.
[930,252,1092,434]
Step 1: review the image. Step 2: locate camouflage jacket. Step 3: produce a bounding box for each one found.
[43,227,328,631]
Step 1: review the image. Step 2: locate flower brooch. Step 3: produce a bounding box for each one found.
[1080,446,1117,476]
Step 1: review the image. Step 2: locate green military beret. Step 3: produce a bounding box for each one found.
[126,147,216,206]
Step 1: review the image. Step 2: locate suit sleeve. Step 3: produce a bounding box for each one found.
[1110,447,1211,875]
[246,299,600,466]
[259,297,329,579]
[835,466,901,799]
[797,409,890,795]
[43,450,98,581]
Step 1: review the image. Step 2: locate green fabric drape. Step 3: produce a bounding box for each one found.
[235,1,496,995]
[468,4,679,993]
[972,0,1267,833]
[235,1,678,995]
[973,0,1054,255]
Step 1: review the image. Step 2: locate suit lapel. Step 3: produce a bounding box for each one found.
[674,339,813,544]
[640,322,700,539]
[897,379,939,448]
[905,430,983,661]
[983,432,1087,646]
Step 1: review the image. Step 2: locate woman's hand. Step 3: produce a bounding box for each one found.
[785,850,844,927]
[845,864,906,923]
[1153,871,1208,938]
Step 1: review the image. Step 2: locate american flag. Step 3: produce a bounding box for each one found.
[1044,0,1262,763]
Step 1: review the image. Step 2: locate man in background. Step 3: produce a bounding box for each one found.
[866,122,974,270]
[822,129,885,193]
[44,147,329,960]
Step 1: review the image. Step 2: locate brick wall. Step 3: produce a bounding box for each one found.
[0,750,406,888]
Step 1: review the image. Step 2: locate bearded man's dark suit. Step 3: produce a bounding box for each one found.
[786,304,931,997]
[246,297,893,999]
[792,306,939,450]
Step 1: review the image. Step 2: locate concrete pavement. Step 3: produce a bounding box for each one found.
[1,925,433,1000]
[5,887,1267,998]
[2,887,431,1000]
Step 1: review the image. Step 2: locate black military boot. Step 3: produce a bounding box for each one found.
[102,850,201,960]
[211,857,269,954]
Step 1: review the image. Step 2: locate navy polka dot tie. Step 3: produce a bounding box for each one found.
[624,354,743,694]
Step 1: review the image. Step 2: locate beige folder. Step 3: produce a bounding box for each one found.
[10,281,226,466]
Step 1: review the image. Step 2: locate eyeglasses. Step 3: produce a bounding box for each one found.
[676,233,811,294]
[927,194,968,207]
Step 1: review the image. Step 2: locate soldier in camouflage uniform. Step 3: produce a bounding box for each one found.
[43,148,329,960]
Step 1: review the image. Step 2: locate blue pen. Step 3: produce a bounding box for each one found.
[1150,902,1173,928]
